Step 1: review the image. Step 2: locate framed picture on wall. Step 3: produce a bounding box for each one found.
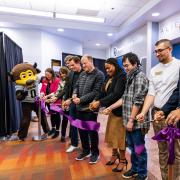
[51,59,61,77]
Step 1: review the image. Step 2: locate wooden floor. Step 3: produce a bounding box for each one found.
[0,114,161,180]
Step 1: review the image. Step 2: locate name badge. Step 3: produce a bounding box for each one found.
[155,71,163,75]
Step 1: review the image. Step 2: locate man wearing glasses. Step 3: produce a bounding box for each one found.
[137,39,180,180]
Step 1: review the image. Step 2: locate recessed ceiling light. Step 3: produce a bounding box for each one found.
[107,33,113,36]
[152,12,160,17]
[57,28,64,32]
[96,43,101,46]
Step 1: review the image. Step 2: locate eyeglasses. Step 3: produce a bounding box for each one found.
[153,47,169,54]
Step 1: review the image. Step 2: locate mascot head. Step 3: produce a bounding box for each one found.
[9,62,41,86]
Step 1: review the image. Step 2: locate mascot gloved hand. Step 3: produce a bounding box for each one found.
[8,63,41,101]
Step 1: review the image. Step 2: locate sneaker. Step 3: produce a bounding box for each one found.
[134,175,148,180]
[89,154,100,164]
[75,152,91,161]
[48,128,56,136]
[51,131,59,139]
[8,135,24,141]
[122,169,138,179]
[41,134,48,140]
[66,145,78,153]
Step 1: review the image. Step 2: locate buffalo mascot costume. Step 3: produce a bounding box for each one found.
[9,63,49,141]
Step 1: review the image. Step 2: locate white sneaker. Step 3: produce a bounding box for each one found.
[66,145,78,153]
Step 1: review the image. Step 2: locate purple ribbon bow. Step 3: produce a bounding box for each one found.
[152,125,180,164]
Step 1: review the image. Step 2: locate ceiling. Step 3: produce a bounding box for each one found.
[0,0,179,49]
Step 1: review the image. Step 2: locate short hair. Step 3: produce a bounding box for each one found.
[105,58,123,75]
[82,55,93,62]
[122,52,141,66]
[155,39,172,48]
[59,66,69,75]
[69,56,81,63]
[64,55,74,63]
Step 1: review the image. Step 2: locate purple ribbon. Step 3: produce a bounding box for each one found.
[135,144,145,155]
[50,104,100,131]
[35,98,100,131]
[35,97,49,113]
[152,125,180,164]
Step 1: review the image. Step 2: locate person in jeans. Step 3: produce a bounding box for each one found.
[73,55,104,164]
[63,56,82,152]
[103,53,149,179]
[137,39,180,180]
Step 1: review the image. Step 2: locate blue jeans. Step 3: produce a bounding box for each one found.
[126,129,147,177]
[69,103,78,147]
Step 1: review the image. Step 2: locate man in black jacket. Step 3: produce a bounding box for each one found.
[63,56,82,152]
[73,55,105,164]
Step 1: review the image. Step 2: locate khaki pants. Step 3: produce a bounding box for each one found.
[153,121,180,180]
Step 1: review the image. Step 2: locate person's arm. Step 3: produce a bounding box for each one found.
[127,74,149,130]
[165,109,180,126]
[90,74,126,110]
[100,74,126,107]
[78,71,105,104]
[136,73,155,122]
[126,105,141,131]
[102,98,123,115]
[161,81,179,117]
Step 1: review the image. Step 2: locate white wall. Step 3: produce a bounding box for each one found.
[110,25,147,59]
[41,32,82,73]
[0,28,83,74]
[83,48,107,60]
[159,12,180,40]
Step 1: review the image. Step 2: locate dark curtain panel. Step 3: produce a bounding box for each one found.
[93,58,105,74]
[0,33,23,136]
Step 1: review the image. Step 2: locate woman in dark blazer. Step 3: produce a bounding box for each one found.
[90,58,127,172]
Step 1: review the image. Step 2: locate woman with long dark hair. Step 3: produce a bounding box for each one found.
[90,58,127,172]
[40,68,61,138]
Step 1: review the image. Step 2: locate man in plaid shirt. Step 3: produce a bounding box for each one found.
[104,53,149,180]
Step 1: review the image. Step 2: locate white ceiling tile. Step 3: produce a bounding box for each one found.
[4,0,31,9]
[55,3,77,14]
[30,0,55,11]
[0,0,6,6]
[110,6,140,26]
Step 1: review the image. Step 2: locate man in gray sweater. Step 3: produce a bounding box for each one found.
[73,55,104,164]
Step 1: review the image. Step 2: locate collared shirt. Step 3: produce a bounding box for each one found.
[148,58,180,108]
[122,68,149,129]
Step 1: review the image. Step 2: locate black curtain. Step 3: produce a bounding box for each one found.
[62,52,105,74]
[0,32,23,136]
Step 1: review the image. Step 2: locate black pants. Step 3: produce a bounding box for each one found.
[76,111,99,155]
[69,103,78,146]
[18,102,50,139]
[61,112,68,137]
[50,112,61,130]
